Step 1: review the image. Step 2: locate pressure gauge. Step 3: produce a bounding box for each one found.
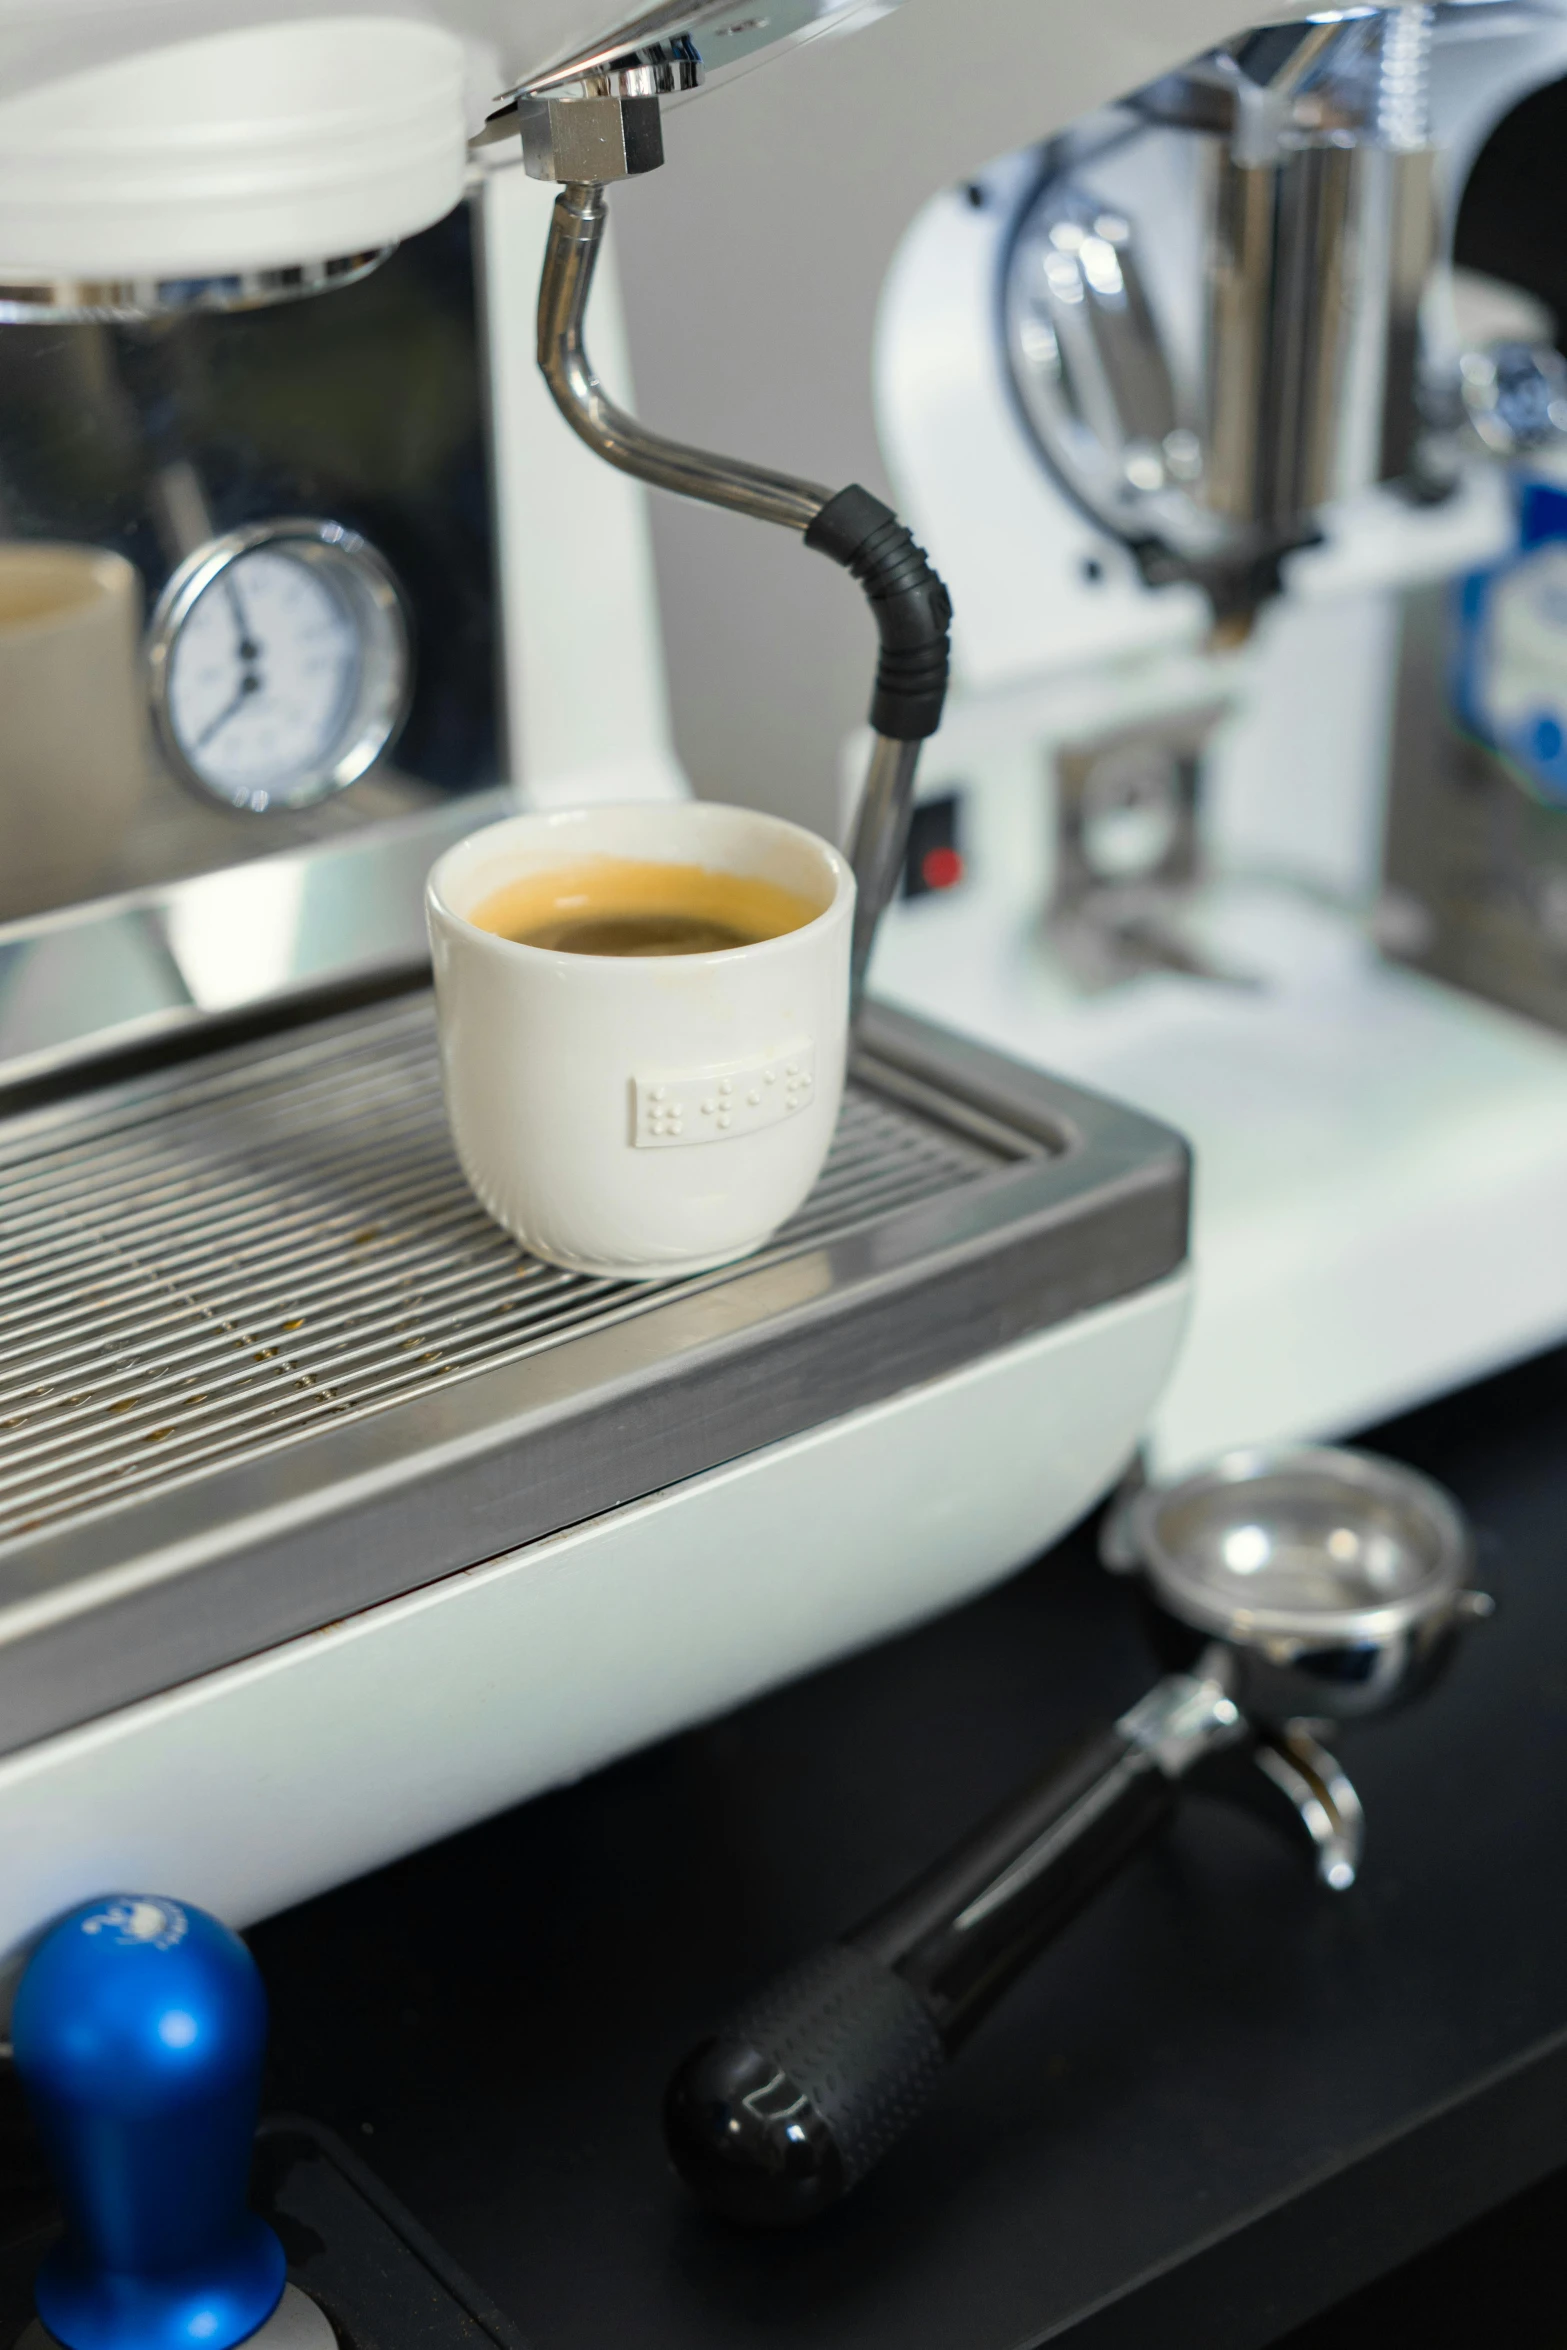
[147,519,412,813]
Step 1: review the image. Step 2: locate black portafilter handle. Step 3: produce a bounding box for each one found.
[664,1676,1240,2226]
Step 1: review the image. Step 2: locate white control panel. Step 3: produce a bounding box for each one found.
[633,1043,815,1147]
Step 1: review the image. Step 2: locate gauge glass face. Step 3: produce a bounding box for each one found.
[165,548,364,808]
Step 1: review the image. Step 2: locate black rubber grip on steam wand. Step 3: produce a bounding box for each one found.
[663,1940,945,2229]
[804,484,953,742]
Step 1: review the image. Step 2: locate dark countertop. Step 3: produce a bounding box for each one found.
[248,1341,1567,2350]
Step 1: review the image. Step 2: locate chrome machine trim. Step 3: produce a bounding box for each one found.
[0,791,511,1090]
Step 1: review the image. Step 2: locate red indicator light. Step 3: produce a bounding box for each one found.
[921,845,964,892]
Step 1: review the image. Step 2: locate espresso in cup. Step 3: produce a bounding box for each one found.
[469,857,819,958]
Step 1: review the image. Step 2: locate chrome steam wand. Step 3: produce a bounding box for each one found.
[530,168,950,1006]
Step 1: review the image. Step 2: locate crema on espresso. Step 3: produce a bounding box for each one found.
[468,856,822,958]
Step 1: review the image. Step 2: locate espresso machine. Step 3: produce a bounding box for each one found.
[868,0,1567,1471]
[0,0,1264,1976]
[0,0,1554,2049]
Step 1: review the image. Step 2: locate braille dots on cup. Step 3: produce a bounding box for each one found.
[646,1084,685,1143]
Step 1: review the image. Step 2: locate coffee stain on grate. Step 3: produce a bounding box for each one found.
[0,1000,1008,1543]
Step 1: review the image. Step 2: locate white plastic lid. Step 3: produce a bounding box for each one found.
[0,16,469,279]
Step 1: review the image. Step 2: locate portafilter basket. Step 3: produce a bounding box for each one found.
[1114,1444,1486,1722]
[664,1445,1491,2227]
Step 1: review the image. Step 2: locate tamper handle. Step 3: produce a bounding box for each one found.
[12,1896,286,2350]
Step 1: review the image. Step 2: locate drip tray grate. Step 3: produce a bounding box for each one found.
[0,992,1189,1757]
[0,997,1007,1544]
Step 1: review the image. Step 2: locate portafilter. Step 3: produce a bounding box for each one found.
[664,1445,1490,2226]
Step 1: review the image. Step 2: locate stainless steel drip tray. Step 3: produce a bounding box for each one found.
[0,993,1188,1756]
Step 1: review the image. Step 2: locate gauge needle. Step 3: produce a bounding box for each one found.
[224,577,262,666]
[195,670,262,750]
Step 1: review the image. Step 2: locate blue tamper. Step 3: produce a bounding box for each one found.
[11,1896,330,2350]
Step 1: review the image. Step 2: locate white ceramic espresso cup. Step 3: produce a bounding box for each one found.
[426,802,854,1277]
